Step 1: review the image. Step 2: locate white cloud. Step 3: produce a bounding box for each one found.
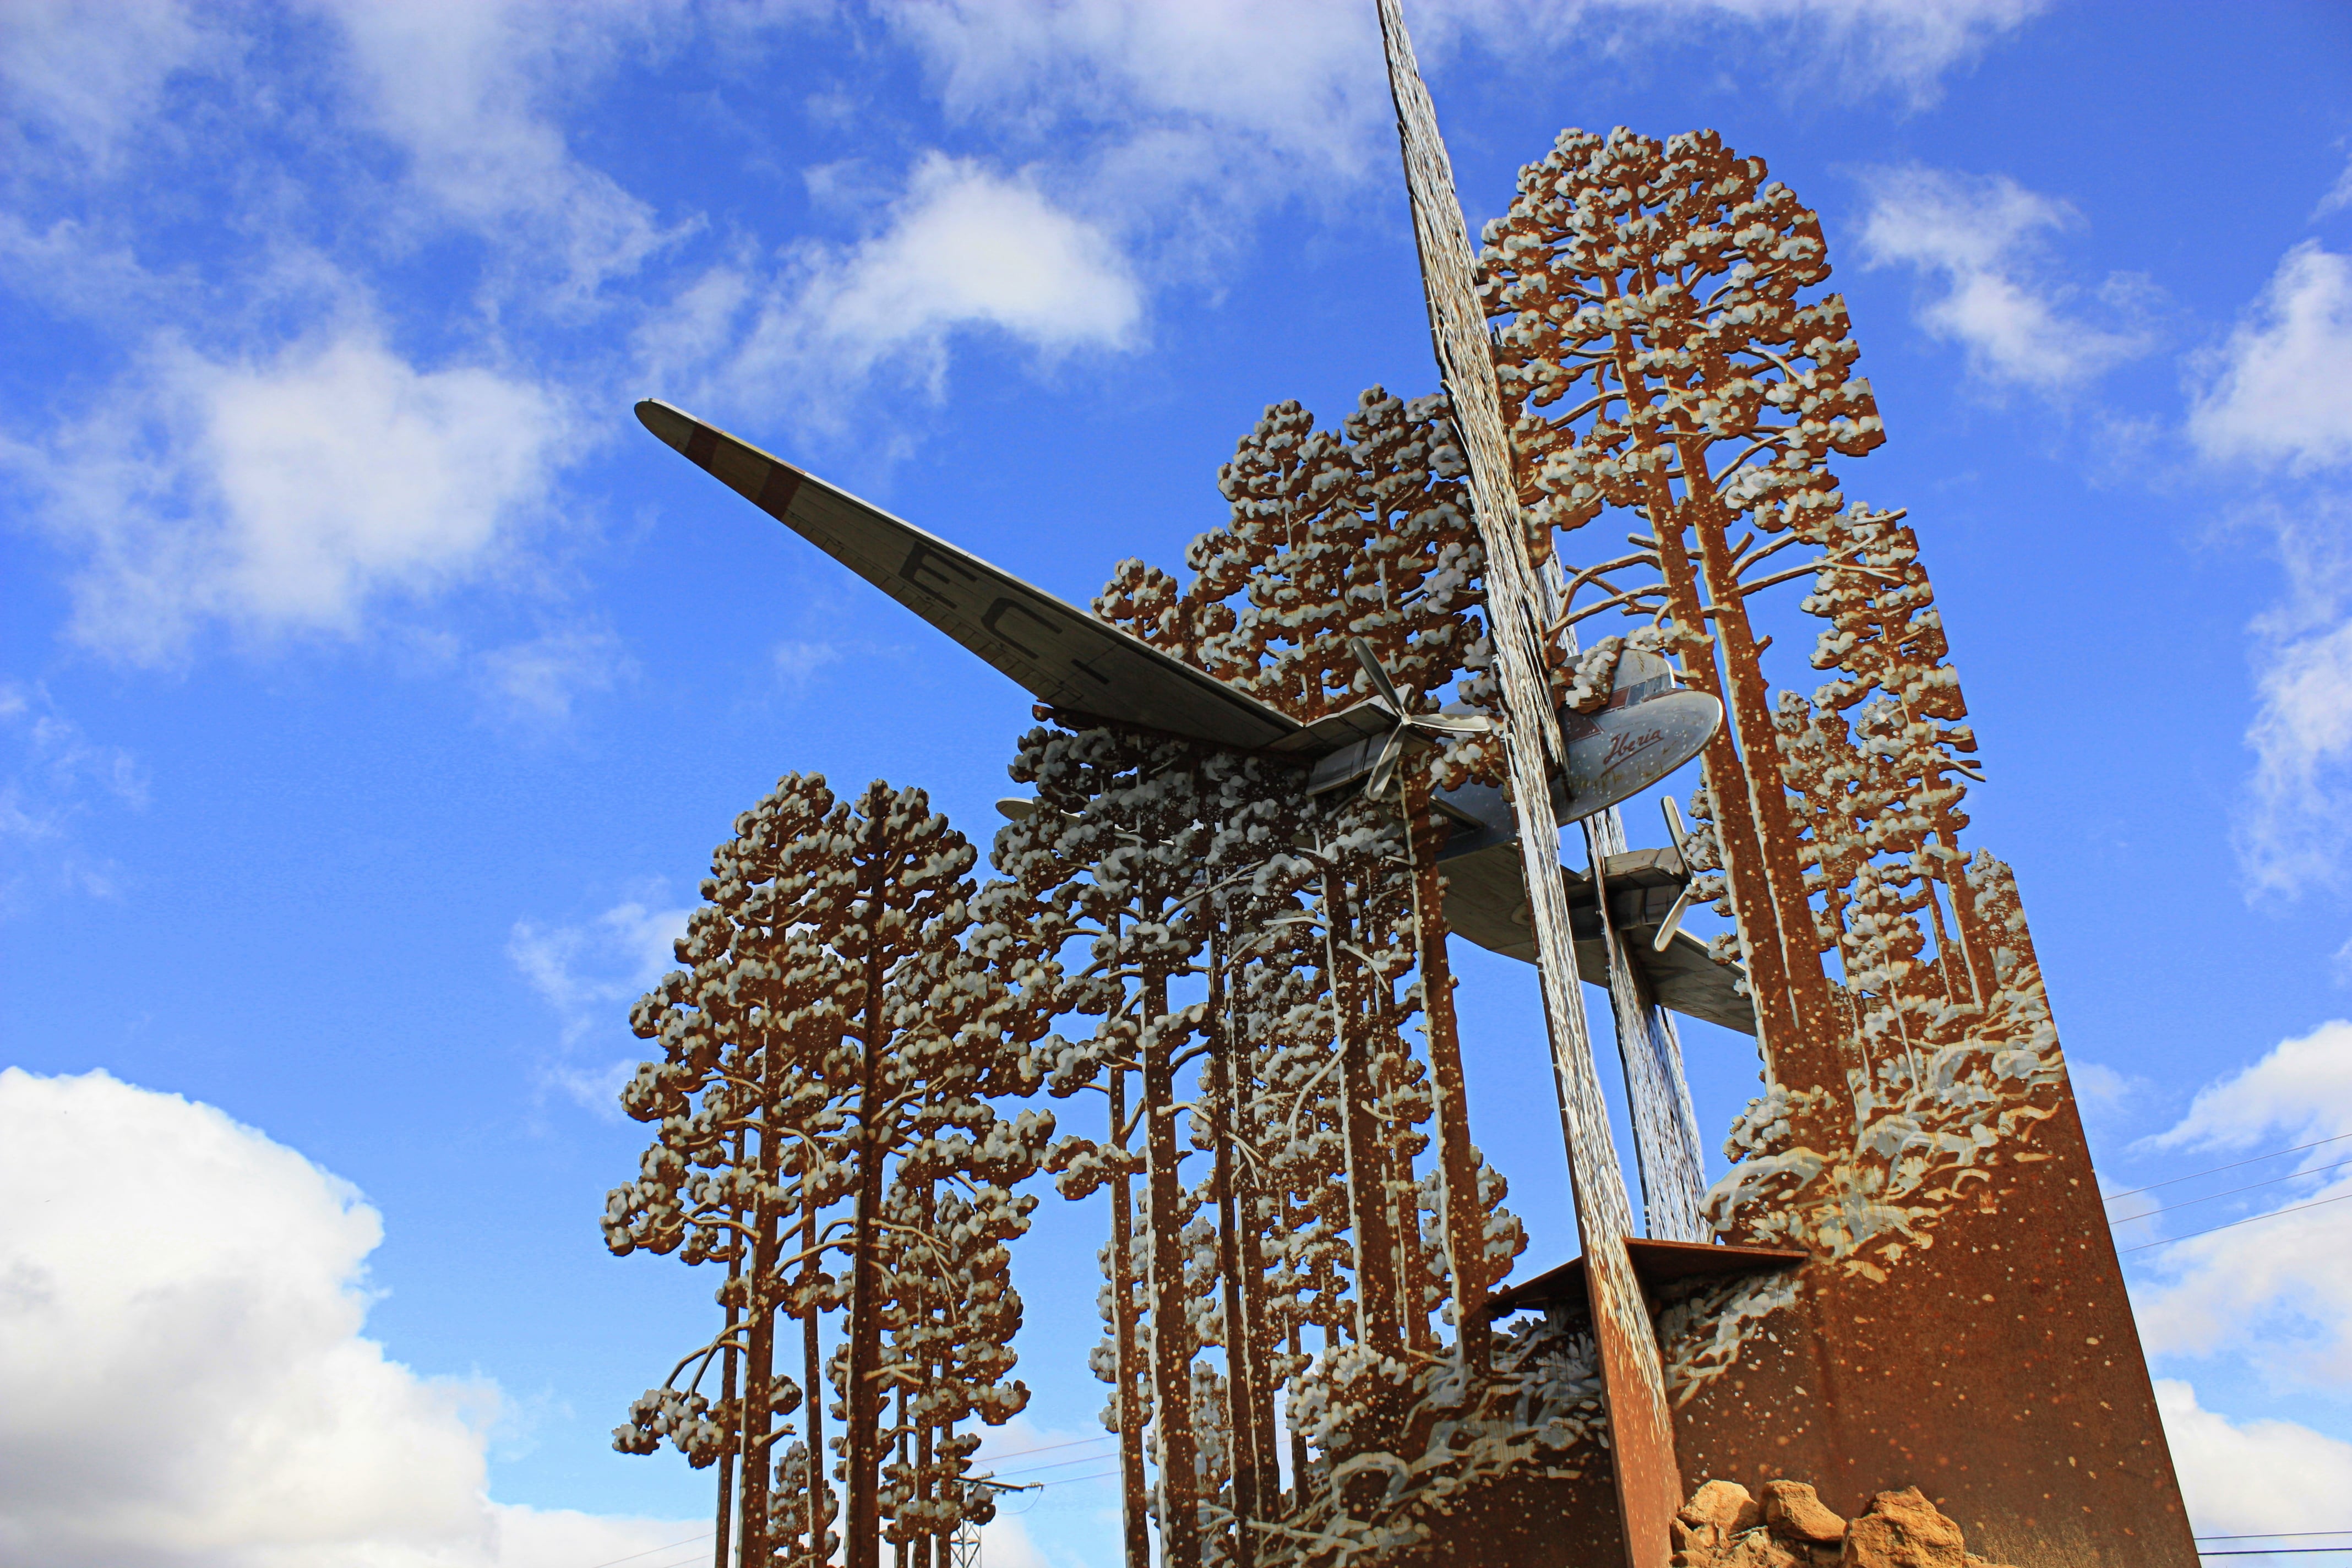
[882,0,2044,210]
[0,1067,698,1567]
[1855,165,2150,390]
[0,0,225,167]
[303,0,683,301]
[2229,495,2352,899]
[17,328,569,665]
[773,638,845,687]
[2241,611,2352,897]
[2157,1379,2352,1535]
[2131,1022,2352,1385]
[0,684,146,906]
[2190,242,2352,473]
[650,153,1144,427]
[2145,1018,2352,1153]
[511,897,691,1108]
[786,152,1144,362]
[2317,152,2352,219]
[478,627,636,722]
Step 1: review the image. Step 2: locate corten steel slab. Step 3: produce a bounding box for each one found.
[1484,1239,1811,1319]
[1680,1092,2199,1567]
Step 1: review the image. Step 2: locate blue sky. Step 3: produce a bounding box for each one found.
[5,2,2352,1564]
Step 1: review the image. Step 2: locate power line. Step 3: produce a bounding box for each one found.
[980,1449,1129,1481]
[2199,1534,2352,1542]
[2110,1157,2352,1226]
[576,1532,713,1568]
[2122,1191,2352,1252]
[971,1432,1118,1465]
[2104,1132,2352,1202]
[634,1548,722,1568]
[1028,1465,1123,1489]
[2198,1549,2352,1557]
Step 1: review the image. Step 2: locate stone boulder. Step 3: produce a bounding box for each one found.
[1675,1479,1763,1555]
[1840,1487,1966,1568]
[1760,1480,1848,1544]
[1667,1476,2018,1568]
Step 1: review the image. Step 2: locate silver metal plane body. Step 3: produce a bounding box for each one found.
[638,399,1750,1032]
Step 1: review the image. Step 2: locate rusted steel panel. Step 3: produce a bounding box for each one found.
[1671,1089,2197,1566]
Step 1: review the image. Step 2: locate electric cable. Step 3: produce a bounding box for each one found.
[2121,1191,2352,1251]
[575,1532,713,1568]
[2108,1156,2352,1226]
[2103,1132,2352,1203]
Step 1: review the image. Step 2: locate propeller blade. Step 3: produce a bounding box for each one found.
[1349,636,1405,712]
[1365,726,1409,801]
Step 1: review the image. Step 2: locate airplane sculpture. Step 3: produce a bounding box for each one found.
[633,398,1749,1033]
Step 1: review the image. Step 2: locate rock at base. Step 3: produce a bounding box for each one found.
[1841,1487,1968,1568]
[1759,1480,1847,1544]
[1666,1477,2017,1568]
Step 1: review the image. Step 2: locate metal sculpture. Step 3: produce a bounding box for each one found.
[605,776,1053,1568]
[607,6,2196,1564]
[1480,123,2196,1566]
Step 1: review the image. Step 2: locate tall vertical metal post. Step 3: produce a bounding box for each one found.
[1374,3,1683,1561]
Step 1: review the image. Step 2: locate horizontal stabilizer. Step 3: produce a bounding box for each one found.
[1438,838,1756,1035]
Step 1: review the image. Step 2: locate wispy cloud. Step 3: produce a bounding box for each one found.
[0,0,228,170]
[509,895,690,1110]
[2190,242,2352,473]
[884,0,2047,218]
[2132,1020,2352,1385]
[2156,1379,2352,1534]
[1855,164,2153,391]
[773,638,846,687]
[2316,151,2352,220]
[13,326,571,665]
[476,625,635,723]
[2185,244,2352,895]
[0,684,146,907]
[644,153,1144,429]
[2229,552,2352,893]
[304,0,690,305]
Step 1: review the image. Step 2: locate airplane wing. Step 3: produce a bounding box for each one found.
[636,399,1302,753]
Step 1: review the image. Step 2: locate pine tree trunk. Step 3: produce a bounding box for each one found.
[1108,1065,1152,1568]
[741,1188,780,1566]
[715,1133,743,1568]
[804,1198,827,1567]
[1672,439,1841,1063]
[1610,350,1799,1068]
[1205,925,1260,1568]
[1322,869,1403,1355]
[844,922,891,1568]
[1142,963,1204,1568]
[1403,774,1490,1362]
[1231,1046,1284,1521]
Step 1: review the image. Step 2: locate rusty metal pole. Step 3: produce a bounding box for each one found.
[1375,3,1683,1561]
